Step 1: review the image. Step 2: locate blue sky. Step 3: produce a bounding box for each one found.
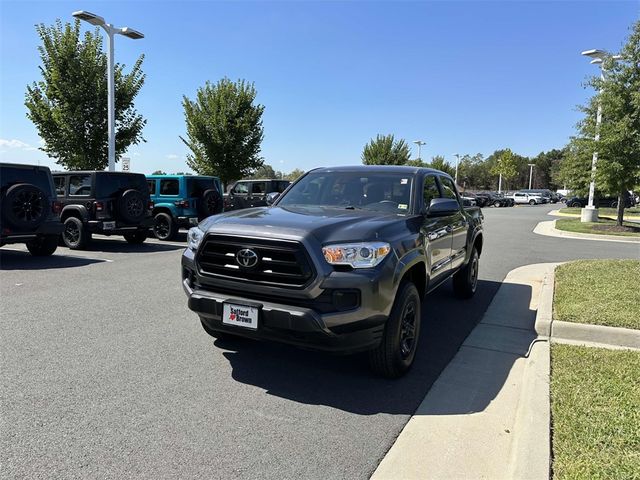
[1,0,638,174]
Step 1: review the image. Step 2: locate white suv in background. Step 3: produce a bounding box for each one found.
[510,191,543,205]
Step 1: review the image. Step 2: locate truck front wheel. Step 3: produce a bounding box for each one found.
[368,280,421,378]
[453,247,479,299]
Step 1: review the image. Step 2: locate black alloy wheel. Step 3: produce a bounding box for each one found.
[153,212,177,241]
[399,301,417,359]
[62,217,89,250]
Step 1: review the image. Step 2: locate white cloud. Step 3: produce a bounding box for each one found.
[0,138,38,151]
[166,154,179,159]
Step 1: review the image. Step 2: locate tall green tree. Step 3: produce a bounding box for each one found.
[361,134,411,165]
[250,164,277,179]
[427,155,455,177]
[573,20,640,224]
[284,168,305,181]
[25,19,146,170]
[490,149,518,190]
[181,78,265,186]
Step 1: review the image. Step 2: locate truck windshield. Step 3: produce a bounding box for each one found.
[278,172,413,214]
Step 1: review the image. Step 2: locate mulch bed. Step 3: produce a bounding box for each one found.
[592,223,640,233]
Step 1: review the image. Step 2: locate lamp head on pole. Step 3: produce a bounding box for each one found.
[72,10,105,26]
[119,27,144,39]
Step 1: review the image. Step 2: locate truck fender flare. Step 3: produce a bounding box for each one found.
[393,248,429,291]
[61,204,89,222]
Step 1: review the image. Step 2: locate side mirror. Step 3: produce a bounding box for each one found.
[427,198,460,216]
[266,192,280,206]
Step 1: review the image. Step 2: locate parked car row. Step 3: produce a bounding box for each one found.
[564,192,635,209]
[462,192,514,208]
[1,162,298,256]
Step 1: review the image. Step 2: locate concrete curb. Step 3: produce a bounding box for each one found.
[552,321,640,351]
[533,219,640,244]
[547,209,640,221]
[542,264,640,351]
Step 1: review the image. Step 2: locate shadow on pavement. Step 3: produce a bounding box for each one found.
[214,278,532,416]
[0,249,107,270]
[82,236,185,253]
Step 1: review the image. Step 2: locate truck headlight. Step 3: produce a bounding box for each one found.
[322,242,391,268]
[187,226,204,251]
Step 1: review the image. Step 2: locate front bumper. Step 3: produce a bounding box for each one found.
[181,239,398,354]
[182,277,387,353]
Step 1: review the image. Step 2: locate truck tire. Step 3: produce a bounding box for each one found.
[26,234,59,256]
[2,183,49,229]
[368,280,421,378]
[117,189,145,223]
[62,217,90,249]
[453,247,479,299]
[494,200,501,208]
[153,212,178,241]
[199,189,222,218]
[123,231,147,244]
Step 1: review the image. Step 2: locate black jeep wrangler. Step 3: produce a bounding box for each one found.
[1,163,64,256]
[52,171,154,249]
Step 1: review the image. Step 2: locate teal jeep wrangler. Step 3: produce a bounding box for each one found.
[146,175,223,240]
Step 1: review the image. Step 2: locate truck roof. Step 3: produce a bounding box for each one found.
[310,165,447,175]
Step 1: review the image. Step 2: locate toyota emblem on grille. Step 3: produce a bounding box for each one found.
[236,248,259,268]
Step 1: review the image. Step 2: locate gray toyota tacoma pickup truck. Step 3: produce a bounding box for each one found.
[182,165,484,377]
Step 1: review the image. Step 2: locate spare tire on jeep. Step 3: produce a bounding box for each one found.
[117,189,145,223]
[1,183,49,229]
[199,189,222,218]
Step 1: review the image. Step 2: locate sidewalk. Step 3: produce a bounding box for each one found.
[372,264,557,480]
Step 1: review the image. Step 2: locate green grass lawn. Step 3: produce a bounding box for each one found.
[554,260,640,330]
[551,344,640,480]
[559,206,640,216]
[555,218,640,237]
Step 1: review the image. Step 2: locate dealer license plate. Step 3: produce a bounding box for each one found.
[103,221,116,230]
[222,303,259,330]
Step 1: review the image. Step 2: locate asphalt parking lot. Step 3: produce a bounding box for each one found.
[1,204,638,479]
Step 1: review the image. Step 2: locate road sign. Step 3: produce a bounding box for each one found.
[122,157,130,171]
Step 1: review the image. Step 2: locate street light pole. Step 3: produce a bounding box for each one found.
[413,140,426,162]
[453,153,461,184]
[580,49,621,223]
[72,11,144,172]
[528,164,535,189]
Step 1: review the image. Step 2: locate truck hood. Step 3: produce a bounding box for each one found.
[199,206,411,244]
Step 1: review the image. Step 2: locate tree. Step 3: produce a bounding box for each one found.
[531,149,565,190]
[152,170,166,175]
[490,149,518,191]
[361,134,411,165]
[284,168,305,181]
[251,164,277,179]
[25,19,146,170]
[181,78,265,186]
[572,20,640,225]
[427,155,455,177]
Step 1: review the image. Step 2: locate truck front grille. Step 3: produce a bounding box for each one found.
[196,234,315,288]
